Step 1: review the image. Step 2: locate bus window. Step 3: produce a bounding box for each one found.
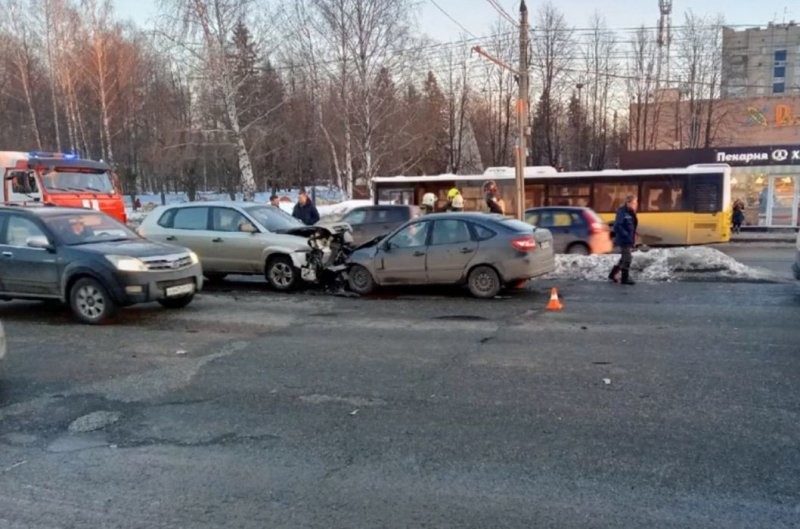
[379,188,414,205]
[546,184,590,208]
[641,177,686,212]
[592,183,638,213]
[524,184,546,208]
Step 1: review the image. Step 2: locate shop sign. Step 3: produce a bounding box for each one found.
[746,104,800,128]
[715,146,800,165]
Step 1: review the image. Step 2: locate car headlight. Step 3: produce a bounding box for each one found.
[105,255,148,272]
[188,251,200,265]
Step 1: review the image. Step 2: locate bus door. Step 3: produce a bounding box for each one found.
[688,173,724,244]
[5,170,43,204]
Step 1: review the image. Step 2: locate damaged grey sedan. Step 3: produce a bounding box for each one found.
[346,213,555,298]
[138,202,353,291]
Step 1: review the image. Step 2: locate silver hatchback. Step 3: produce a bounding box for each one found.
[346,213,555,298]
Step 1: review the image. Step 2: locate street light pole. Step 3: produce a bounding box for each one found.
[516,1,529,221]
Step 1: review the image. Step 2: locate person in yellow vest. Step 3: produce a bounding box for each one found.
[447,188,464,212]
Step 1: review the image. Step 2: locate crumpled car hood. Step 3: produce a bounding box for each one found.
[281,220,352,238]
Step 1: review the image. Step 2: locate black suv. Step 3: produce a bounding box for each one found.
[340,205,421,245]
[0,206,203,324]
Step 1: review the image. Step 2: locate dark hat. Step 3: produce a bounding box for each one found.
[269,194,278,200]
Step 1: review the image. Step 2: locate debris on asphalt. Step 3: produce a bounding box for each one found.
[68,411,122,433]
[602,378,612,385]
[176,349,188,355]
[350,409,359,416]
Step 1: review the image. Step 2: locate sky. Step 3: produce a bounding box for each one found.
[113,0,797,40]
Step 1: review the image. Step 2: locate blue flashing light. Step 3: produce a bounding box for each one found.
[28,151,79,160]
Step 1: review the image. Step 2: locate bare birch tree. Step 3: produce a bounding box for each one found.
[625,26,658,151]
[2,0,43,149]
[581,13,617,169]
[161,0,258,199]
[530,2,573,166]
[677,12,725,148]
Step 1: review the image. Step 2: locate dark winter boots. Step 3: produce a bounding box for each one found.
[621,270,635,285]
[608,265,620,283]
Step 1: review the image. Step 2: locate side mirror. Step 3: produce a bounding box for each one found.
[382,240,392,252]
[240,222,258,233]
[27,235,53,251]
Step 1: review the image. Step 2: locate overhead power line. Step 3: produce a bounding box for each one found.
[485,0,518,27]
[428,0,479,39]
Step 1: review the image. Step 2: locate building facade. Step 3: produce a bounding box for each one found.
[722,22,800,98]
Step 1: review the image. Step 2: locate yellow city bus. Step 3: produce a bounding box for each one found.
[372,164,732,246]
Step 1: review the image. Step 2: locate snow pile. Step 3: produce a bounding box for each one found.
[545,246,777,282]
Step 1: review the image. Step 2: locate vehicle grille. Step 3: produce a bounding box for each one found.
[142,254,193,271]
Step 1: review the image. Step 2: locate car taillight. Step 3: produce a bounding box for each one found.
[583,211,606,234]
[511,235,536,251]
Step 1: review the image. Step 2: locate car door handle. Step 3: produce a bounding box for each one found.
[165,236,177,241]
[459,248,474,254]
[2,251,12,258]
[413,251,425,257]
[212,238,223,243]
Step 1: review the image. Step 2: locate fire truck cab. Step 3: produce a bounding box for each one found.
[0,151,127,223]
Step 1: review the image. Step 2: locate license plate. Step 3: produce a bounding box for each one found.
[540,240,551,249]
[166,283,194,297]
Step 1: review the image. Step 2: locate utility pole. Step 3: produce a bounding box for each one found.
[516,0,530,220]
[472,1,529,219]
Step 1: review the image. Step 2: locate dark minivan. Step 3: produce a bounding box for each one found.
[340,205,420,245]
[0,206,203,323]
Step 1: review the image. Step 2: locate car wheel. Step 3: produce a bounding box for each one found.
[70,277,118,324]
[158,294,195,309]
[566,243,590,255]
[468,266,501,299]
[266,255,298,291]
[347,264,375,295]
[204,273,227,284]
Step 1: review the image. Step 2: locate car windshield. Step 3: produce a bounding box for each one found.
[44,213,138,245]
[244,205,303,232]
[40,169,115,193]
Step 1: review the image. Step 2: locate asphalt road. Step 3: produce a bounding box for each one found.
[714,242,797,280]
[0,262,799,528]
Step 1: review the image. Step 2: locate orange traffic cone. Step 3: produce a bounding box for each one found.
[546,288,563,311]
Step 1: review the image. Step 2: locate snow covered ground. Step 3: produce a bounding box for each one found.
[545,247,779,283]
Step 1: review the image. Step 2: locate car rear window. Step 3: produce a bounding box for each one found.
[471,223,496,241]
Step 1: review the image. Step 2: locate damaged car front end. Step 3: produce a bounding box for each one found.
[282,221,356,287]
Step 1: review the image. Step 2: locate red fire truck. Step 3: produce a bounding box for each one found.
[0,151,126,223]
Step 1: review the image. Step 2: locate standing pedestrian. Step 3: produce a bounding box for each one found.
[608,194,638,285]
[292,189,320,225]
[447,188,464,212]
[269,194,280,207]
[421,192,437,215]
[732,199,745,233]
[483,180,504,214]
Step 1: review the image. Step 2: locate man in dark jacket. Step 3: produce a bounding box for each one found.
[292,189,320,225]
[609,194,638,285]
